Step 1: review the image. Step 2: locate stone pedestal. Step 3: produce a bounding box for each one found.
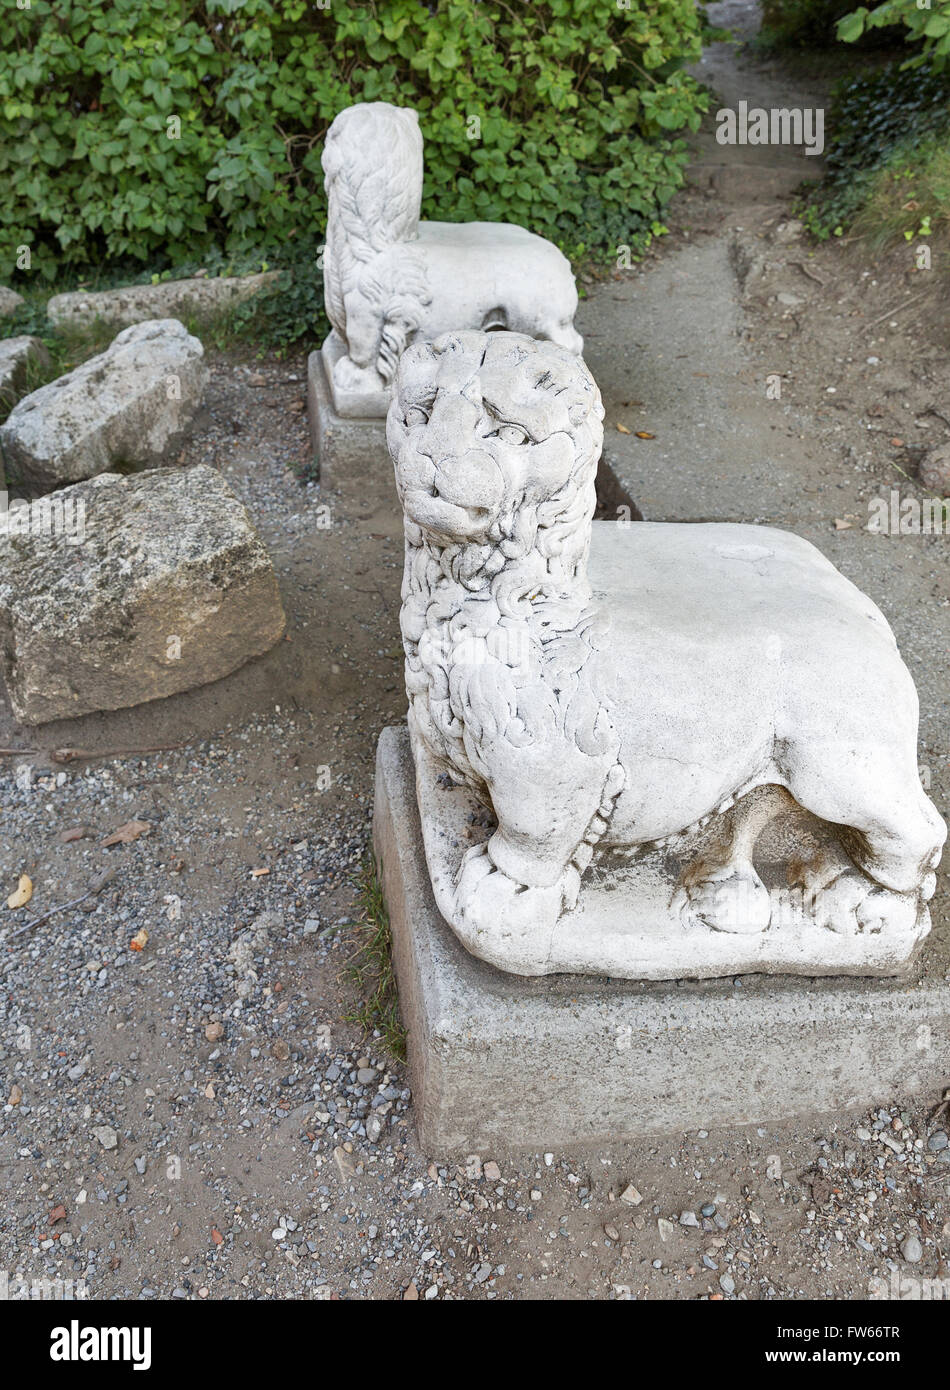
[373,725,950,1155]
[306,345,390,494]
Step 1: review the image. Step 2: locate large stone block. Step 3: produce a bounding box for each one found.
[0,319,208,493]
[373,724,950,1155]
[46,272,279,330]
[0,465,286,725]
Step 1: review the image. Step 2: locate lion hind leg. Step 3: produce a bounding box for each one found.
[785,748,945,938]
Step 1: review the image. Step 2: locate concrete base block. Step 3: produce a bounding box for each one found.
[373,724,950,1155]
[306,348,389,493]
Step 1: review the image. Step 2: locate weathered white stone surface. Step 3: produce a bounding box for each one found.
[0,319,208,493]
[321,102,581,417]
[0,287,24,317]
[46,271,279,329]
[0,335,49,409]
[374,725,950,1151]
[0,465,285,725]
[390,330,946,979]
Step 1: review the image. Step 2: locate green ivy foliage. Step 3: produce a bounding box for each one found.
[799,62,950,236]
[0,0,709,283]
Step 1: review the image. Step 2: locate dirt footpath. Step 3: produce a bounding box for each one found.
[1,1,948,1301]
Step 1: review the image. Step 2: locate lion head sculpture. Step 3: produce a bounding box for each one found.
[388,330,604,567]
[322,102,432,386]
[390,331,612,800]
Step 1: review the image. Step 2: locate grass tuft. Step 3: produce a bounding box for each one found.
[343,858,406,1064]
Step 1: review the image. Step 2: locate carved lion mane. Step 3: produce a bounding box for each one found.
[390,332,617,820]
[322,102,432,383]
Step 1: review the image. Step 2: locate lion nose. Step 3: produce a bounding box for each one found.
[434,450,504,510]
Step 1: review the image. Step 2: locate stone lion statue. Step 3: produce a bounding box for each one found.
[321,103,582,411]
[388,330,946,978]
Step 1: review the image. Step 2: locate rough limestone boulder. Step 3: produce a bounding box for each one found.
[46,271,279,330]
[0,319,208,493]
[0,287,24,317]
[0,465,286,725]
[0,335,50,410]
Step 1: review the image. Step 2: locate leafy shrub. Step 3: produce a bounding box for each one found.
[0,0,709,287]
[799,62,950,236]
[837,0,950,70]
[758,0,898,49]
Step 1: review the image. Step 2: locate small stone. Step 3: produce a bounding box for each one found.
[719,1273,735,1294]
[773,219,804,244]
[205,1022,225,1042]
[619,1184,642,1206]
[0,287,24,316]
[357,1067,377,1084]
[0,336,49,411]
[919,444,950,494]
[92,1126,118,1150]
[8,1083,22,1105]
[927,1130,948,1152]
[543,1153,554,1166]
[900,1234,923,1263]
[604,1223,620,1242]
[483,1161,501,1182]
[133,1156,147,1176]
[679,1210,699,1227]
[657,1218,675,1242]
[701,1203,717,1218]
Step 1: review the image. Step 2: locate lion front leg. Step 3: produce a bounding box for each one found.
[332,291,388,396]
[450,754,625,976]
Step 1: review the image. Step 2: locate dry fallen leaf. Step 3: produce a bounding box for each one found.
[616,423,631,434]
[59,826,93,844]
[211,1227,224,1245]
[49,1204,67,1224]
[6,875,33,910]
[635,431,656,440]
[101,819,150,847]
[129,928,149,952]
[250,867,270,878]
[9,1083,22,1105]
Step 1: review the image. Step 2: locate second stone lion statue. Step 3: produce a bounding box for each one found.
[388,330,945,979]
[321,102,582,414]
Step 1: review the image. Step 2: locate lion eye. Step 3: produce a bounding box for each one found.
[405,406,429,427]
[496,424,529,445]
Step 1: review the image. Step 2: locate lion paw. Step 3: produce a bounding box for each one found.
[452,843,574,975]
[332,355,386,395]
[672,856,772,935]
[787,852,920,937]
